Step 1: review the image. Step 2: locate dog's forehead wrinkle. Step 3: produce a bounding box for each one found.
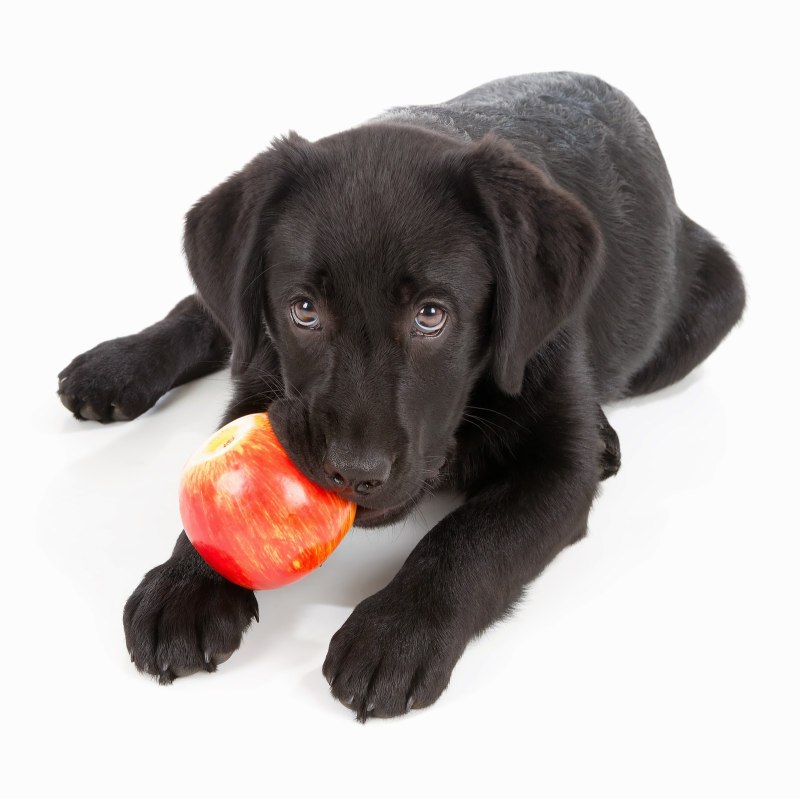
[307,256,419,313]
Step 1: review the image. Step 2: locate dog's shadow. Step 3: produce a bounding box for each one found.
[40,365,719,688]
[236,490,460,671]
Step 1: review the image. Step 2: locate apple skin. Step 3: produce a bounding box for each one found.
[179,413,356,590]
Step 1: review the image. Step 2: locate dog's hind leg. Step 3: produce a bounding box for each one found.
[625,214,745,398]
[598,406,621,480]
[58,294,229,422]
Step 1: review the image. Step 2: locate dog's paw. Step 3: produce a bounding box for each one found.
[123,558,258,684]
[322,588,463,721]
[58,335,172,422]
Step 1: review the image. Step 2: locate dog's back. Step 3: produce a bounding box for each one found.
[373,72,745,400]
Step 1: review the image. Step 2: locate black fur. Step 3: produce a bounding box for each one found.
[58,72,744,719]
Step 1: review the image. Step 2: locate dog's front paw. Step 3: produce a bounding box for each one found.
[123,558,258,684]
[322,588,464,721]
[58,335,172,422]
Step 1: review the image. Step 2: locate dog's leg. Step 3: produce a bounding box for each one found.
[323,382,602,721]
[123,529,259,684]
[58,294,229,422]
[122,386,275,683]
[598,405,621,480]
[625,214,745,397]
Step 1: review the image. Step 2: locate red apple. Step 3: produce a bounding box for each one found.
[179,412,356,590]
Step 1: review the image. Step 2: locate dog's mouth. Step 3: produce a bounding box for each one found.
[352,456,449,528]
[353,494,421,528]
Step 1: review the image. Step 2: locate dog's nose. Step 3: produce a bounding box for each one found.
[322,446,392,495]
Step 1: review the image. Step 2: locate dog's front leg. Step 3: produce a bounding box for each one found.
[58,295,230,422]
[323,419,600,721]
[123,386,277,683]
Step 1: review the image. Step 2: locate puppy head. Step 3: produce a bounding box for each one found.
[185,126,601,524]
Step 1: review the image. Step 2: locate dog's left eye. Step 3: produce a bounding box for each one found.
[290,299,320,329]
[413,304,448,335]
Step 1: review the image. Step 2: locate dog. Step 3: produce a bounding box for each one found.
[58,72,745,720]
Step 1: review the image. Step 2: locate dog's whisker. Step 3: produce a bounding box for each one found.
[464,405,530,432]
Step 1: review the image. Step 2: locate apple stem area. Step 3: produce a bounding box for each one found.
[187,416,262,470]
[207,429,237,454]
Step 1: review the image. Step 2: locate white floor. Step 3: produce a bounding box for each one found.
[3,3,797,797]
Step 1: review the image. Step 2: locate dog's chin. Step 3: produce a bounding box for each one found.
[353,495,419,529]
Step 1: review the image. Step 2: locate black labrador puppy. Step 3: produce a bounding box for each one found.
[58,73,745,720]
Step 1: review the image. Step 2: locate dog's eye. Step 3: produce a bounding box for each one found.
[290,299,320,329]
[413,304,447,335]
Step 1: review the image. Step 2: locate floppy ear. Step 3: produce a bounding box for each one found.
[183,132,312,374]
[456,134,603,395]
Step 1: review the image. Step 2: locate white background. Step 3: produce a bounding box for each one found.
[2,1,797,796]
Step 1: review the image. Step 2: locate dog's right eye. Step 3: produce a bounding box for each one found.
[290,299,320,330]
